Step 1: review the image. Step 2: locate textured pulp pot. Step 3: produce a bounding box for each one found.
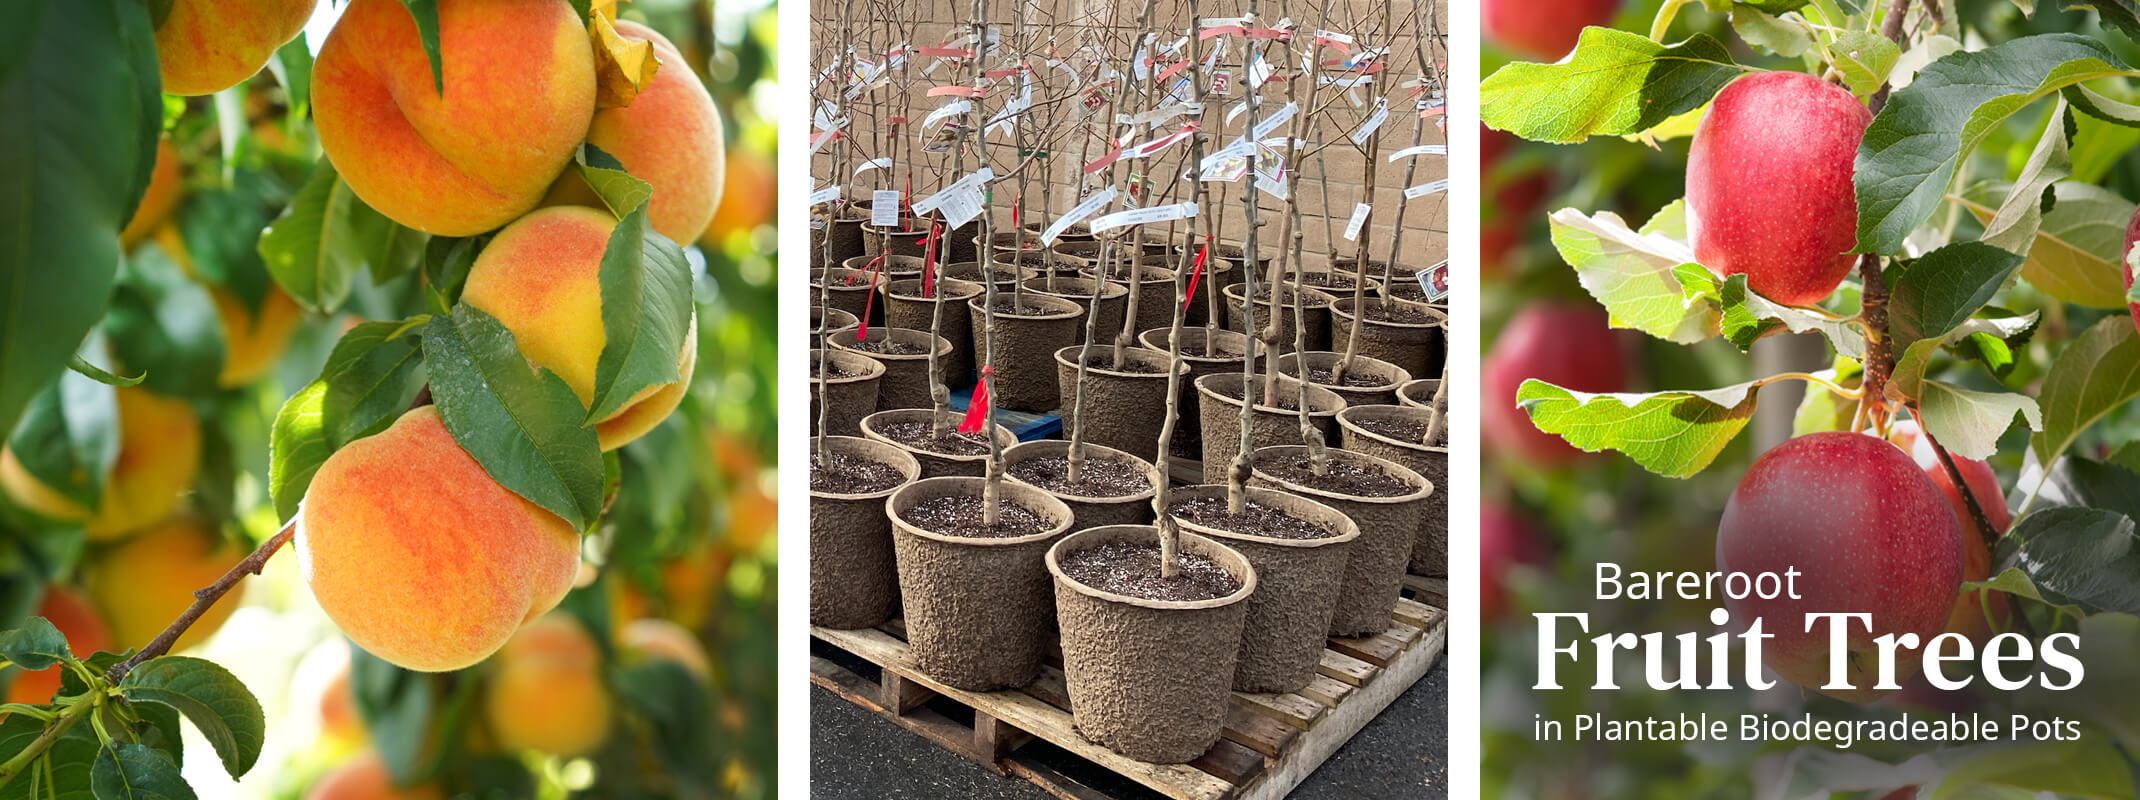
[827,327,954,411]
[1336,405,1448,577]
[1273,351,1413,409]
[1082,264,1177,336]
[1003,439,1160,530]
[1053,345,1180,464]
[1222,283,1334,353]
[1165,483,1359,692]
[1330,297,1446,379]
[809,349,884,437]
[968,293,1084,412]
[809,267,883,324]
[844,253,926,282]
[1296,270,1383,298]
[1396,378,1440,409]
[922,213,981,264]
[1139,326,1258,459]
[1249,445,1433,636]
[1175,258,1239,327]
[883,278,982,386]
[864,222,931,258]
[809,436,921,629]
[1023,277,1128,344]
[891,477,1076,690]
[997,250,1091,279]
[1193,372,1345,483]
[860,408,1015,479]
[1048,525,1255,763]
[941,261,1035,291]
[811,306,858,350]
[815,214,868,267]
[1181,241,1268,288]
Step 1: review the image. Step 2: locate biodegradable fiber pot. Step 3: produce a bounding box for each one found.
[1082,264,1176,336]
[1330,297,1446,378]
[809,436,921,629]
[809,349,884,437]
[1337,405,1448,577]
[864,222,931,258]
[860,408,1016,479]
[1249,445,1433,636]
[969,293,1084,412]
[941,260,1033,291]
[1396,378,1439,409]
[846,253,926,280]
[1053,345,1180,464]
[1194,372,1345,484]
[810,267,882,324]
[1048,525,1255,764]
[1223,283,1334,354]
[1140,327,1259,459]
[811,306,857,350]
[814,213,868,267]
[1003,439,1160,530]
[1274,351,1413,409]
[883,278,983,386]
[1166,483,1359,692]
[891,477,1076,690]
[1023,277,1127,340]
[827,327,953,411]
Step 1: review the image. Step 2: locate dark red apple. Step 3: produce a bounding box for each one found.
[1716,431,1963,702]
[2122,206,2140,338]
[1482,126,1551,279]
[1483,303,1628,466]
[1687,71,1871,307]
[1483,0,1620,62]
[1481,503,1544,622]
[1887,420,2009,642]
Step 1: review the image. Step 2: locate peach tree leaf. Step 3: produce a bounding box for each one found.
[1481,28,1746,144]
[1516,379,1761,478]
[89,742,193,800]
[395,0,443,96]
[422,304,603,531]
[118,656,264,780]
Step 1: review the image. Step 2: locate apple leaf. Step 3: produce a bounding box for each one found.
[2031,316,2140,466]
[2064,0,2140,45]
[2031,448,2140,523]
[1963,180,2133,309]
[1516,378,1762,478]
[1887,241,2027,355]
[1979,98,2071,255]
[1854,34,2138,256]
[1828,30,1899,98]
[1888,313,2039,401]
[1731,6,1814,59]
[1914,380,2041,462]
[1996,506,2140,617]
[1480,28,1746,144]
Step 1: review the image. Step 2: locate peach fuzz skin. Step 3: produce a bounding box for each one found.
[298,407,581,673]
[4,587,113,706]
[485,615,612,756]
[460,206,699,451]
[544,20,726,245]
[86,517,248,654]
[155,0,318,96]
[312,0,596,236]
[0,387,201,542]
[305,751,444,800]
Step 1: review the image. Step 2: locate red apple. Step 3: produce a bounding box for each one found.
[2122,206,2139,338]
[1481,503,1544,622]
[1483,0,1621,62]
[1483,303,1628,466]
[1716,432,1962,702]
[1482,126,1551,279]
[1886,420,2009,642]
[1687,71,1871,307]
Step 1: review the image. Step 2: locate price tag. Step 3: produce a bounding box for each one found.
[1351,99,1388,144]
[1343,203,1370,241]
[871,190,901,226]
[1091,202,1198,234]
[1251,101,1297,140]
[809,186,841,206]
[1041,186,1118,246]
[1387,144,1447,160]
[1404,179,1450,199]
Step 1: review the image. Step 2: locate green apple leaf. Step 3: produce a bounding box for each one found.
[1732,5,1814,59]
[1516,378,1762,478]
[1996,506,2140,617]
[1962,180,2133,309]
[421,304,603,531]
[1915,380,2041,461]
[118,656,265,779]
[1828,30,1900,98]
[2063,0,2140,45]
[1481,28,1747,144]
[89,742,194,800]
[2031,316,2140,465]
[1888,314,2039,401]
[1888,241,2028,355]
[1979,99,2072,255]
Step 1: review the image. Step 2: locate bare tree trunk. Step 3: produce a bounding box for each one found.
[1332,1,1396,383]
[1227,0,1270,517]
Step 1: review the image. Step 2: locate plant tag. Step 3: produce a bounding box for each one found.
[1343,202,1371,241]
[1352,98,1388,144]
[1387,144,1447,160]
[870,190,901,226]
[911,168,993,216]
[1091,202,1198,234]
[1251,101,1297,140]
[1042,186,1118,246]
[854,157,891,176]
[809,186,841,206]
[1404,179,1449,199]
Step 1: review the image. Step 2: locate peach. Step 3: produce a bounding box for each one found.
[706,149,774,243]
[312,0,596,236]
[4,587,113,705]
[216,286,305,388]
[460,206,699,450]
[297,407,581,672]
[544,20,725,245]
[155,0,318,96]
[86,516,246,654]
[484,614,611,756]
[305,751,444,800]
[120,139,183,249]
[0,387,201,541]
[621,617,710,679]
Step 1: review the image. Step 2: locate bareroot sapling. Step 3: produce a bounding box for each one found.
[1484,0,2138,739]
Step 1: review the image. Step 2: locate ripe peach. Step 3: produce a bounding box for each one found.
[297,407,581,672]
[706,149,775,243]
[305,751,444,800]
[1483,0,1619,61]
[215,286,305,388]
[621,617,711,679]
[85,516,247,654]
[484,615,611,756]
[1687,72,1871,307]
[1717,432,1964,702]
[4,587,113,705]
[154,0,317,96]
[544,20,726,245]
[312,0,596,236]
[1886,420,2010,641]
[460,206,699,451]
[1483,304,1627,467]
[120,139,183,249]
[0,387,201,541]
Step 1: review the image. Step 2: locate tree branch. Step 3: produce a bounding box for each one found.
[103,519,298,683]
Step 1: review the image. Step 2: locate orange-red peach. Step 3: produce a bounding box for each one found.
[155,0,318,96]
[85,516,247,654]
[484,614,611,756]
[297,407,581,672]
[216,286,305,388]
[621,617,710,679]
[120,139,183,249]
[312,0,596,236]
[545,20,725,244]
[0,387,201,541]
[460,206,698,451]
[4,587,113,705]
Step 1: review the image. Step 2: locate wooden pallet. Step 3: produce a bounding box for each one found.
[811,585,1446,800]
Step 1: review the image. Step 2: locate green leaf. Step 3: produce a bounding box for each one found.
[117,656,264,780]
[267,32,312,113]
[586,210,694,423]
[0,711,97,800]
[2065,0,2140,45]
[66,355,142,387]
[89,742,194,800]
[1828,30,1899,98]
[1915,380,2041,461]
[2031,316,2140,465]
[258,160,365,314]
[1888,241,2028,355]
[616,659,719,786]
[2033,449,2140,522]
[1964,180,2133,308]
[421,305,603,531]
[348,648,444,784]
[1979,99,2072,255]
[1480,28,1746,144]
[0,617,71,671]
[1889,314,2039,399]
[1854,34,2138,255]
[1997,506,2140,616]
[320,318,428,449]
[1516,378,1761,478]
[104,244,225,397]
[1731,5,1814,59]
[574,145,655,219]
[350,203,428,286]
[396,0,445,96]
[0,0,161,438]
[267,380,328,523]
[174,179,275,314]
[420,236,478,307]
[5,363,120,510]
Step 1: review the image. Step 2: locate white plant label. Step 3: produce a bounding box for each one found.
[854,158,891,176]
[808,186,841,206]
[1387,144,1448,160]
[1255,174,1287,200]
[920,100,971,132]
[1042,186,1118,246]
[1091,201,1198,234]
[1404,179,1450,199]
[938,187,985,228]
[1352,99,1389,144]
[1250,101,1297,140]
[870,190,901,227]
[1200,138,1254,170]
[1247,54,1271,88]
[1343,202,1371,241]
[911,167,994,216]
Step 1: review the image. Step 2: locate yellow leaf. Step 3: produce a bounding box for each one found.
[591,10,658,110]
[591,0,620,21]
